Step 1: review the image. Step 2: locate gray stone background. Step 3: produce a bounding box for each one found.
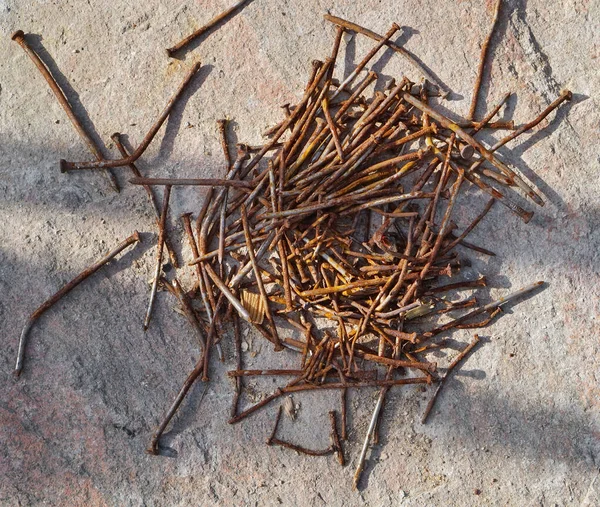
[1,0,599,505]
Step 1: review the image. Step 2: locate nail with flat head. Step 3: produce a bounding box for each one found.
[61,63,202,172]
[12,30,120,191]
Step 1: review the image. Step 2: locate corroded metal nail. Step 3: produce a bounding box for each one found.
[60,63,202,172]
[324,14,450,98]
[15,231,141,377]
[143,185,171,331]
[166,0,253,57]
[467,0,503,120]
[12,30,120,192]
[129,177,253,188]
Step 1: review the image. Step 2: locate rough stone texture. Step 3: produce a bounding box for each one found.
[1,0,599,505]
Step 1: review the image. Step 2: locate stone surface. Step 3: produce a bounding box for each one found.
[1,1,599,505]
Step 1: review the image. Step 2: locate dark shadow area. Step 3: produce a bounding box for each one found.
[9,235,152,381]
[358,375,600,484]
[342,31,357,81]
[354,332,600,491]
[499,95,585,216]
[370,26,420,84]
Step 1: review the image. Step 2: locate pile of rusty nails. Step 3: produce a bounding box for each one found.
[12,2,572,489]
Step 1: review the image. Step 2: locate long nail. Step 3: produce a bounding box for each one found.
[129,177,252,188]
[166,0,253,57]
[12,30,120,192]
[324,14,450,97]
[60,63,202,172]
[15,231,141,377]
[424,281,544,338]
[467,0,502,120]
[143,185,171,331]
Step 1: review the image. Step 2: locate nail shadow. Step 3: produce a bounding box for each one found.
[455,368,487,380]
[157,381,210,450]
[401,46,456,101]
[26,35,111,160]
[501,96,582,214]
[370,27,420,85]
[151,64,214,168]
[341,33,357,81]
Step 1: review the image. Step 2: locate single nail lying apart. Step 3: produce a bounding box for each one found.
[166,0,253,57]
[423,281,544,338]
[467,0,503,121]
[12,30,120,192]
[15,231,141,377]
